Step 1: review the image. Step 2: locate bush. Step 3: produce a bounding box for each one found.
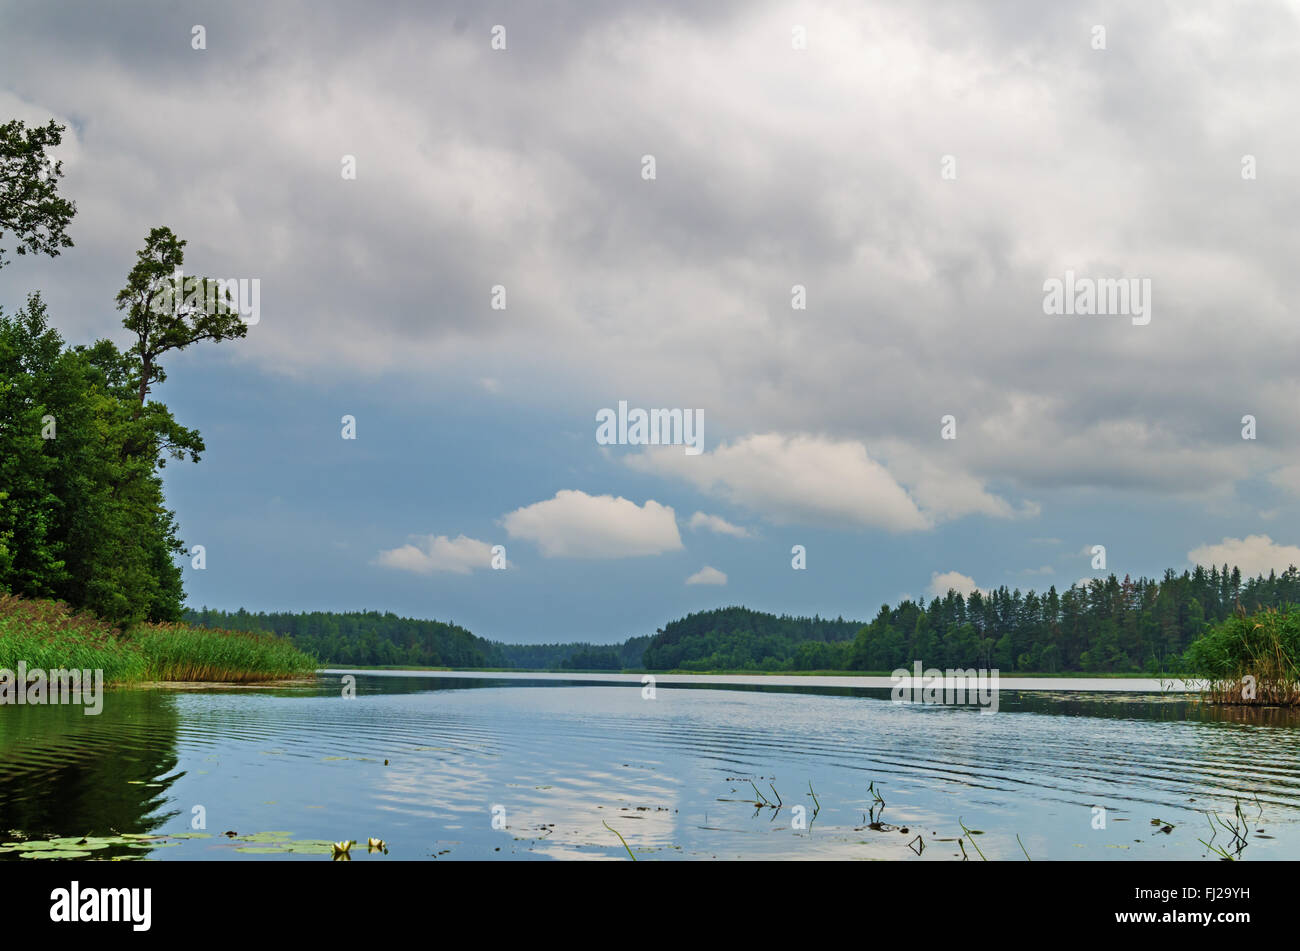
[1183,607,1300,704]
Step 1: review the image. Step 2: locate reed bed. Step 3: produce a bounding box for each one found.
[133,622,318,683]
[0,595,316,684]
[1184,607,1300,705]
[0,594,146,682]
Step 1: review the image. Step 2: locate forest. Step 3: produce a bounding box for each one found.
[0,119,248,627]
[187,564,1300,673]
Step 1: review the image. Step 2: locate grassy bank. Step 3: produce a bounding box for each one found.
[0,595,317,684]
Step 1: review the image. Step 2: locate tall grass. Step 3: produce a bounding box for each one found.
[0,595,146,682]
[132,622,317,683]
[1183,606,1300,705]
[0,595,317,684]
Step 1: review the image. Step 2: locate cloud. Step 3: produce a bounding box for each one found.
[1268,465,1300,496]
[376,534,496,575]
[1187,535,1300,577]
[928,571,980,598]
[687,511,753,538]
[7,1,1300,511]
[629,434,930,532]
[685,566,727,586]
[634,434,1037,532]
[502,490,683,558]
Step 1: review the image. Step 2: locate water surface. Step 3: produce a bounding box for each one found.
[1,671,1295,860]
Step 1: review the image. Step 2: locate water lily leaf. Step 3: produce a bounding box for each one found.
[49,839,110,850]
[21,849,92,859]
[235,846,289,854]
[238,831,293,843]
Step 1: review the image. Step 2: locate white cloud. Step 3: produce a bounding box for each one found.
[687,511,753,538]
[375,534,495,575]
[928,571,980,598]
[1187,535,1300,577]
[502,490,683,558]
[875,440,1038,522]
[629,434,930,532]
[686,566,727,586]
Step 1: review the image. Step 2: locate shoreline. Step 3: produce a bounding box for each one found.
[319,667,1200,694]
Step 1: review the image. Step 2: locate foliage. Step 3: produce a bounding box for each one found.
[0,594,145,682]
[0,294,190,623]
[184,607,507,668]
[1183,607,1300,704]
[496,635,653,670]
[131,622,317,683]
[0,119,76,268]
[637,567,1300,673]
[0,126,240,625]
[114,226,248,407]
[642,606,859,671]
[0,594,314,683]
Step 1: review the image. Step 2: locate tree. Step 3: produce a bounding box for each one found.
[115,227,248,408]
[0,293,193,623]
[0,119,76,268]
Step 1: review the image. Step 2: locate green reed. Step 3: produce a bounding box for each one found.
[0,594,316,684]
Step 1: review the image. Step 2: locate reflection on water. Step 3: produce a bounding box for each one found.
[1,672,1297,860]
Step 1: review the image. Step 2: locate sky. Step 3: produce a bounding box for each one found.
[2,0,1299,644]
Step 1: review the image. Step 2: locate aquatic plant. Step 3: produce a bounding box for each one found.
[132,622,317,682]
[1183,607,1300,705]
[0,595,316,684]
[0,595,146,682]
[602,821,636,861]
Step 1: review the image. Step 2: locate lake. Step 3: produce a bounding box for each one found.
[1,671,1296,860]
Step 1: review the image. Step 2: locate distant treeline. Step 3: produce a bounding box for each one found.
[186,564,1300,673]
[492,636,655,670]
[182,608,508,668]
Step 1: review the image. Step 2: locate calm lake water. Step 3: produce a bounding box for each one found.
[1,671,1297,860]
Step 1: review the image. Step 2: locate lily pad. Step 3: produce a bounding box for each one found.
[49,839,110,851]
[21,849,92,859]
[235,846,289,854]
[237,831,293,843]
